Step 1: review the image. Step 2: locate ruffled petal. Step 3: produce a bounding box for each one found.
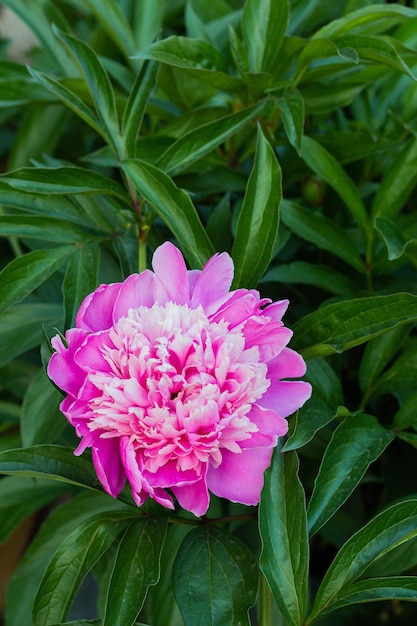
[47,328,88,396]
[74,329,113,373]
[243,321,293,362]
[207,447,273,505]
[152,242,190,305]
[76,282,122,331]
[172,473,210,517]
[190,252,234,310]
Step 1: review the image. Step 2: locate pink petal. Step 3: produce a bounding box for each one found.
[75,282,122,331]
[208,290,259,326]
[259,380,312,418]
[91,437,125,497]
[243,404,288,444]
[47,328,88,396]
[267,348,307,379]
[262,299,289,322]
[74,330,113,372]
[244,322,293,361]
[172,474,210,517]
[152,242,190,305]
[190,252,234,310]
[207,447,273,505]
[112,270,155,322]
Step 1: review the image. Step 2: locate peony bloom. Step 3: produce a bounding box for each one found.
[48,243,311,516]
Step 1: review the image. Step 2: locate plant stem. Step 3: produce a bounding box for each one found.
[138,237,147,273]
[259,572,272,626]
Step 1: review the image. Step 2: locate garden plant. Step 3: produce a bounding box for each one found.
[1,0,417,625]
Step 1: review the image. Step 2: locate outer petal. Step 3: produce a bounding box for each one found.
[190,252,234,310]
[208,290,260,326]
[244,321,293,362]
[75,282,122,331]
[152,242,190,305]
[112,270,155,322]
[207,447,273,506]
[259,380,312,418]
[91,437,126,497]
[47,328,88,396]
[267,347,307,379]
[74,329,114,373]
[241,404,288,447]
[261,299,289,322]
[172,473,210,517]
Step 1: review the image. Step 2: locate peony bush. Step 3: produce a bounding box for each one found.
[0,1,417,625]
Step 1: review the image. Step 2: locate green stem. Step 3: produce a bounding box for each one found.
[138,237,147,273]
[259,572,272,626]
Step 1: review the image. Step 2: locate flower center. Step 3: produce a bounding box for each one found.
[86,302,269,475]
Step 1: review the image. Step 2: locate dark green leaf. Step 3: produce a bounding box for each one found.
[32,511,137,626]
[0,247,76,315]
[173,525,258,626]
[262,261,354,297]
[307,499,417,623]
[0,445,102,491]
[283,358,343,452]
[393,391,417,430]
[280,201,364,272]
[103,518,167,626]
[372,338,417,399]
[21,369,66,447]
[307,414,394,535]
[241,0,289,74]
[372,136,417,220]
[292,293,417,359]
[274,90,304,155]
[53,26,122,156]
[121,159,215,268]
[0,166,129,202]
[63,242,100,329]
[83,0,136,58]
[259,447,309,626]
[157,102,265,176]
[0,215,105,243]
[232,126,281,288]
[301,136,368,230]
[122,61,159,159]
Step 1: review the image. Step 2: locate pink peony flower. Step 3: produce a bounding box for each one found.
[48,243,311,516]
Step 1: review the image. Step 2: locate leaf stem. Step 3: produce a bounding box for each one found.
[138,237,147,273]
[259,572,273,626]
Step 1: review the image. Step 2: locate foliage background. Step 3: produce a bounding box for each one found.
[0,0,417,624]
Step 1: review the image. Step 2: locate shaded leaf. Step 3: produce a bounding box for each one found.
[241,0,289,74]
[173,525,258,626]
[274,90,304,155]
[259,447,309,626]
[21,369,66,447]
[63,242,100,328]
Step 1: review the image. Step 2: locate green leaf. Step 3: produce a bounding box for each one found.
[0,166,129,203]
[121,159,215,268]
[136,36,244,91]
[5,492,131,626]
[0,215,105,243]
[103,518,167,626]
[83,0,137,58]
[307,499,417,623]
[27,67,107,143]
[32,511,138,626]
[241,0,289,74]
[283,358,343,452]
[313,5,417,40]
[374,215,412,260]
[358,324,411,394]
[301,136,368,231]
[0,303,62,366]
[259,447,309,626]
[21,369,67,447]
[173,525,257,626]
[321,576,417,614]
[0,246,76,316]
[371,338,417,399]
[63,242,100,329]
[372,135,417,220]
[0,445,102,491]
[262,261,354,297]
[122,61,158,159]
[274,90,304,155]
[280,201,364,272]
[231,126,281,288]
[292,293,417,359]
[393,391,417,430]
[53,26,122,156]
[307,414,394,535]
[0,477,68,544]
[157,102,265,175]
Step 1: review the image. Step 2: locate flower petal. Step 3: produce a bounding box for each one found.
[190,252,234,310]
[207,447,273,506]
[172,473,210,517]
[152,242,190,305]
[47,328,88,396]
[112,270,155,322]
[76,282,122,331]
[259,380,312,418]
[91,437,125,497]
